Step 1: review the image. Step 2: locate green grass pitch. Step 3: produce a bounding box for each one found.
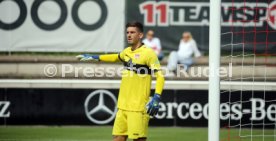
[0,126,274,141]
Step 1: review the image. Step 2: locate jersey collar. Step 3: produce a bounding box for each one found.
[130,43,145,52]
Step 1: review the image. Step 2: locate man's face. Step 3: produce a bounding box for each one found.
[146,30,154,40]
[182,33,190,42]
[126,27,143,45]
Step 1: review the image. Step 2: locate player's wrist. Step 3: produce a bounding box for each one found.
[84,54,99,59]
[92,55,99,60]
[92,55,100,61]
[76,54,100,61]
[152,93,161,104]
[153,93,161,100]
[153,93,161,102]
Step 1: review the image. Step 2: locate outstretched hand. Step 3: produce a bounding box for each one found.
[76,54,99,61]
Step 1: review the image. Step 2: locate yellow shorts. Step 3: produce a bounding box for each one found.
[112,109,150,139]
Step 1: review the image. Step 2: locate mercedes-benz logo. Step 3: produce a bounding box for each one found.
[84,90,117,124]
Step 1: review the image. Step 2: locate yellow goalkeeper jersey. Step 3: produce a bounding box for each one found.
[117,45,161,112]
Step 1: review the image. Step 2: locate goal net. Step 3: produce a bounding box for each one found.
[220,0,276,141]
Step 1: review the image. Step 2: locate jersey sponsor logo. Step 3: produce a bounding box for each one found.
[140,1,276,30]
[84,90,117,124]
[125,59,135,70]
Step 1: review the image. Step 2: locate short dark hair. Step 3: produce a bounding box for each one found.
[126,21,143,32]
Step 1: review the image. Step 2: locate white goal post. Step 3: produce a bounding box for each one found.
[208,0,221,141]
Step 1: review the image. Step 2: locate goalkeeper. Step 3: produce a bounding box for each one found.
[76,21,165,141]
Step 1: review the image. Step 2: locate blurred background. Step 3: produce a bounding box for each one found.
[0,0,276,140]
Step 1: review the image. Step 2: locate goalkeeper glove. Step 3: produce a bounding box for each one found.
[76,54,99,61]
[147,93,161,116]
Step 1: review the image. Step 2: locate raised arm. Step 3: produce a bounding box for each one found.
[76,53,121,63]
[99,54,121,62]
